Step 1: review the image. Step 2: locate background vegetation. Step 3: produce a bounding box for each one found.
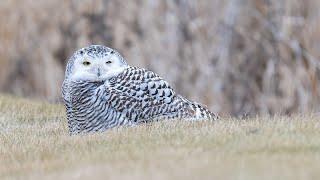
[1,0,320,116]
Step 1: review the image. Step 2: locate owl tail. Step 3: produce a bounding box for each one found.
[178,95,219,121]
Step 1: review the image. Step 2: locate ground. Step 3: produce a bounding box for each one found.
[0,95,319,180]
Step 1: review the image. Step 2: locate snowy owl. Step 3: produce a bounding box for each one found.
[62,45,218,134]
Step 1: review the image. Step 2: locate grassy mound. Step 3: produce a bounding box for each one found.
[0,95,319,179]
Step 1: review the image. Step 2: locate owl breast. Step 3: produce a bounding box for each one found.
[67,80,133,134]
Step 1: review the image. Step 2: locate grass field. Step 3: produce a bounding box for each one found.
[0,95,320,180]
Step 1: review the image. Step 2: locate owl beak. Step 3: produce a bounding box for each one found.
[97,68,101,77]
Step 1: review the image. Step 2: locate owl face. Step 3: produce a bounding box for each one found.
[68,45,128,81]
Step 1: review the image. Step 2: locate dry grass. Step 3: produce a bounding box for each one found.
[0,95,320,180]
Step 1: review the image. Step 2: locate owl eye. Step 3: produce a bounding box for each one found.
[83,61,91,66]
[106,61,112,64]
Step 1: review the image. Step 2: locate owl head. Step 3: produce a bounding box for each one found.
[65,45,128,81]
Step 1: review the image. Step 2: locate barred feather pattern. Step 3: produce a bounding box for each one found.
[62,66,218,134]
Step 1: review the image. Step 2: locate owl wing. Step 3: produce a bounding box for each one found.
[106,66,176,122]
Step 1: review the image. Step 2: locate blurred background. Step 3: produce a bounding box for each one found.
[0,0,320,116]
